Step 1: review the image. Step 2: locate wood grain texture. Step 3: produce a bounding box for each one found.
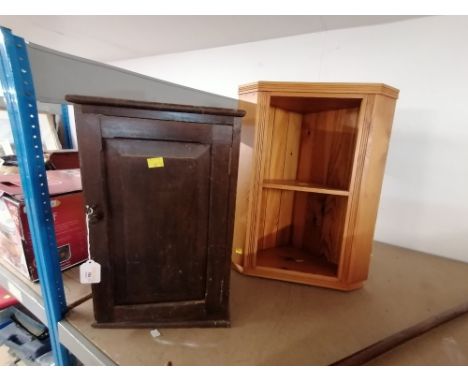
[291,193,348,266]
[256,106,277,251]
[305,194,348,264]
[344,95,397,284]
[244,266,361,291]
[270,96,361,114]
[232,94,258,269]
[260,189,282,250]
[258,108,302,249]
[283,113,302,179]
[277,113,302,245]
[262,180,349,196]
[257,246,337,277]
[243,93,271,269]
[336,96,371,281]
[260,108,288,249]
[261,109,295,248]
[265,108,289,179]
[297,107,359,190]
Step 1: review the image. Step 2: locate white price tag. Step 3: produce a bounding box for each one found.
[79,260,101,284]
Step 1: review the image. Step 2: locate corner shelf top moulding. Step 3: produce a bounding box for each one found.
[239,81,400,99]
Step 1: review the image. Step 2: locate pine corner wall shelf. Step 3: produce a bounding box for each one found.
[232,81,399,291]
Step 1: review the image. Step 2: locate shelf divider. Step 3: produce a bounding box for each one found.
[262,179,350,196]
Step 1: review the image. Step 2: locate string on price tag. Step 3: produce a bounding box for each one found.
[79,205,101,284]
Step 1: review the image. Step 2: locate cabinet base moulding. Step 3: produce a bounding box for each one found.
[92,319,231,329]
[241,267,364,291]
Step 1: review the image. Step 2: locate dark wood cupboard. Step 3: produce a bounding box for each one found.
[67,95,244,328]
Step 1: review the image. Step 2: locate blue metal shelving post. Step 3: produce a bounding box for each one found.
[60,103,73,149]
[0,27,70,365]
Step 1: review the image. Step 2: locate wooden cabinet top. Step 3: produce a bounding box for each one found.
[239,81,399,99]
[65,95,246,117]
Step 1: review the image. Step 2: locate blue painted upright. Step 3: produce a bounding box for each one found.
[60,103,74,149]
[0,27,70,365]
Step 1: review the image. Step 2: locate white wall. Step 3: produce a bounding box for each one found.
[112,16,468,262]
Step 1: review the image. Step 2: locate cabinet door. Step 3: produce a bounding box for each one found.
[77,113,234,326]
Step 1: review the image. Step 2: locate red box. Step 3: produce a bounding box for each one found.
[0,286,18,309]
[45,149,80,170]
[0,169,87,281]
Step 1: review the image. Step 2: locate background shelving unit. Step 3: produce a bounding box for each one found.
[0,26,239,365]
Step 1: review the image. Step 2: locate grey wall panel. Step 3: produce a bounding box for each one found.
[27,43,239,109]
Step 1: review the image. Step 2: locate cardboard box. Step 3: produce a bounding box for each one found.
[0,169,87,281]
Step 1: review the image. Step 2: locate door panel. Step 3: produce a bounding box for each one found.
[105,139,211,305]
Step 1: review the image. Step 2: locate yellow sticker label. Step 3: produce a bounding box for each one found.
[147,157,164,168]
